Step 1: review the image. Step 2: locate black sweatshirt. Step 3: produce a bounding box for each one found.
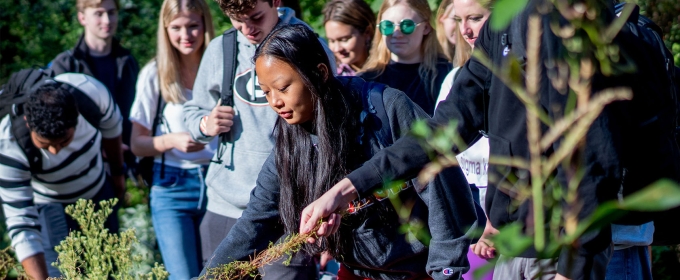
[201,82,478,280]
[51,34,140,170]
[360,58,452,116]
[346,1,674,278]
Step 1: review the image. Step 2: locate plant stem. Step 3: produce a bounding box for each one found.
[526,15,545,251]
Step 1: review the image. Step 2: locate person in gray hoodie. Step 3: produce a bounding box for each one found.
[182,0,335,277]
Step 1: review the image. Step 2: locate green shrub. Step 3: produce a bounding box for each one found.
[50,198,168,280]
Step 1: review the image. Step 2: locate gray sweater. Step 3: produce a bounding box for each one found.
[183,8,336,218]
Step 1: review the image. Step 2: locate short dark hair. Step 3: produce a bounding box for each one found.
[25,83,79,139]
[215,0,273,17]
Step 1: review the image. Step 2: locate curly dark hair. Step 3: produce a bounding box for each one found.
[25,83,79,139]
[215,0,273,17]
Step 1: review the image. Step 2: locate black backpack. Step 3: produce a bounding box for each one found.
[337,77,391,147]
[0,68,102,173]
[614,3,680,141]
[614,3,680,245]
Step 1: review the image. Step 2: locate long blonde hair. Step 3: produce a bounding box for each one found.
[453,29,471,67]
[156,0,214,104]
[360,0,444,94]
[436,0,456,62]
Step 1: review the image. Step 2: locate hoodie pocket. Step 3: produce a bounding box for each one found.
[204,149,272,208]
[351,228,393,268]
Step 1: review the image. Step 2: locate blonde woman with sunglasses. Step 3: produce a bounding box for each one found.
[359,0,451,116]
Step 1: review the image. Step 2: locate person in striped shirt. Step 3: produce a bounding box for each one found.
[0,73,124,279]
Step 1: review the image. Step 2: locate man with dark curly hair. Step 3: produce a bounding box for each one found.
[0,73,123,279]
[183,0,335,278]
[25,85,80,147]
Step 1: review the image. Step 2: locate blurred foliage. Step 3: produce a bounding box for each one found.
[0,0,677,84]
[0,0,231,84]
[652,245,680,280]
[119,178,163,276]
[637,0,680,65]
[119,203,162,276]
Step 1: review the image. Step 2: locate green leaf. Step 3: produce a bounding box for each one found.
[569,179,680,241]
[472,260,496,280]
[491,223,533,256]
[506,55,524,85]
[490,0,529,31]
[619,179,680,212]
[410,120,432,139]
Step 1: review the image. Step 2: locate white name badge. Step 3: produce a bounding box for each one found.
[456,137,490,187]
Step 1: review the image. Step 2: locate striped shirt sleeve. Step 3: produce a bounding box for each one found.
[0,116,43,262]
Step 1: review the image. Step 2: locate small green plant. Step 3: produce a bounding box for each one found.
[49,198,168,280]
[201,222,322,280]
[0,247,28,280]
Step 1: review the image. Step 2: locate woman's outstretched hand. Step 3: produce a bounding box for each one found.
[470,219,499,259]
[299,178,359,243]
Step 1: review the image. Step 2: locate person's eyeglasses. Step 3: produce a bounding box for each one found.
[377,19,423,36]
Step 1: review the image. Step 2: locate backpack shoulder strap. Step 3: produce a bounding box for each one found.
[358,80,391,147]
[221,28,239,107]
[152,90,166,177]
[368,82,390,147]
[11,114,41,173]
[59,83,103,129]
[212,28,239,165]
[151,90,164,138]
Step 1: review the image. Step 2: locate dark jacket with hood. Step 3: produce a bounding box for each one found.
[51,34,140,169]
[201,79,478,280]
[344,1,676,279]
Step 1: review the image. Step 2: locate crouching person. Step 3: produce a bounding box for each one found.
[0,72,124,279]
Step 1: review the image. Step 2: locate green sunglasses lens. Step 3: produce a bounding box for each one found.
[379,20,395,36]
[400,19,417,34]
[379,19,418,36]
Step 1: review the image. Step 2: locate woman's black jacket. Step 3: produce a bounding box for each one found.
[343,1,677,279]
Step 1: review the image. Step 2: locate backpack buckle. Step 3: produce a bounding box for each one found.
[11,103,19,116]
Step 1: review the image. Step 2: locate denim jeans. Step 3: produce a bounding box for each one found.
[150,163,207,280]
[38,179,119,277]
[605,246,652,280]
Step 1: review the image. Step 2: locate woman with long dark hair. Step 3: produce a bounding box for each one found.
[201,24,477,280]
